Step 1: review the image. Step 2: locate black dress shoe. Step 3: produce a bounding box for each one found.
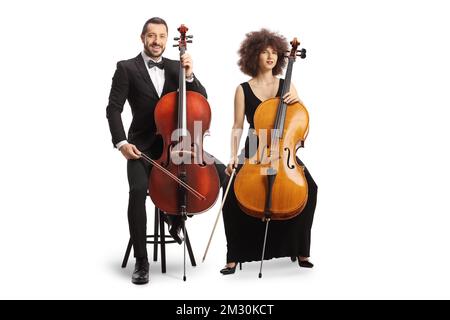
[298,259,314,268]
[220,264,237,275]
[132,258,149,285]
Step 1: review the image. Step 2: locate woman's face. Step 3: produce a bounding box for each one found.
[258,46,278,73]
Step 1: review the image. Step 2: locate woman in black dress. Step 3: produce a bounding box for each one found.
[220,29,318,274]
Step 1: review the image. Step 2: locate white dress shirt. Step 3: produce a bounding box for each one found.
[141,51,165,97]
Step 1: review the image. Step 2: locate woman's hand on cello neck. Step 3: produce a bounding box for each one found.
[282,84,303,105]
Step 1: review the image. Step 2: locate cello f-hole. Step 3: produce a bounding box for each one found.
[284,147,295,169]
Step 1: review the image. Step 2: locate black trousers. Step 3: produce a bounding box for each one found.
[126,156,152,258]
[127,155,227,258]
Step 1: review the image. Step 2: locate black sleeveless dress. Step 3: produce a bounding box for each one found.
[222,79,318,263]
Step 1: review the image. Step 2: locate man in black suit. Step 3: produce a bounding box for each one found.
[106,17,207,285]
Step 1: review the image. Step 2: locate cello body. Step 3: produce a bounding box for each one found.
[149,91,219,214]
[234,98,309,220]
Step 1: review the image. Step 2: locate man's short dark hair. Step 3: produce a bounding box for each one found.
[141,17,168,36]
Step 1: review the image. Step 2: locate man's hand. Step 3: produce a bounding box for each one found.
[119,143,141,160]
[181,53,193,78]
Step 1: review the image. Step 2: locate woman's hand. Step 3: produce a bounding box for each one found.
[282,91,303,105]
[225,156,238,176]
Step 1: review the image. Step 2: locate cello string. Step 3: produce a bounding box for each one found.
[140,153,205,200]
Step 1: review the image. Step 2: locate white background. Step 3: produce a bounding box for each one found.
[1,0,450,299]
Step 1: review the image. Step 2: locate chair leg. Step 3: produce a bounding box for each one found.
[121,238,133,268]
[121,207,198,273]
[184,229,196,267]
[159,210,167,273]
[153,207,159,262]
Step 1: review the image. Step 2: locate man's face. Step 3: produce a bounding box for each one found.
[141,23,168,58]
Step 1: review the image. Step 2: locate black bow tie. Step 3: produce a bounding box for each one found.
[147,59,164,69]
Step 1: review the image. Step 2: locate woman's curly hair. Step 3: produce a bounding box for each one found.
[238,29,289,77]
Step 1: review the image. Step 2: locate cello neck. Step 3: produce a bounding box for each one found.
[280,59,294,99]
[273,57,295,139]
[175,24,191,138]
[273,38,305,139]
[178,46,187,138]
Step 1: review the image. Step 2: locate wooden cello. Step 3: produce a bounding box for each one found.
[233,38,308,277]
[148,25,220,216]
[145,24,220,281]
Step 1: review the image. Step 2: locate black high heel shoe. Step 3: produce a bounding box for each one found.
[220,263,241,275]
[297,257,314,268]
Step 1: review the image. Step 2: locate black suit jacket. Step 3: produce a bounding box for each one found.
[106,53,207,153]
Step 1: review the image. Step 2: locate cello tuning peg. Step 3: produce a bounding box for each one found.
[173,44,179,47]
[297,48,306,58]
[187,35,194,39]
[187,40,193,43]
[174,37,180,41]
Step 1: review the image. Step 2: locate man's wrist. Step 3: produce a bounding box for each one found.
[186,72,194,82]
[116,140,128,150]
